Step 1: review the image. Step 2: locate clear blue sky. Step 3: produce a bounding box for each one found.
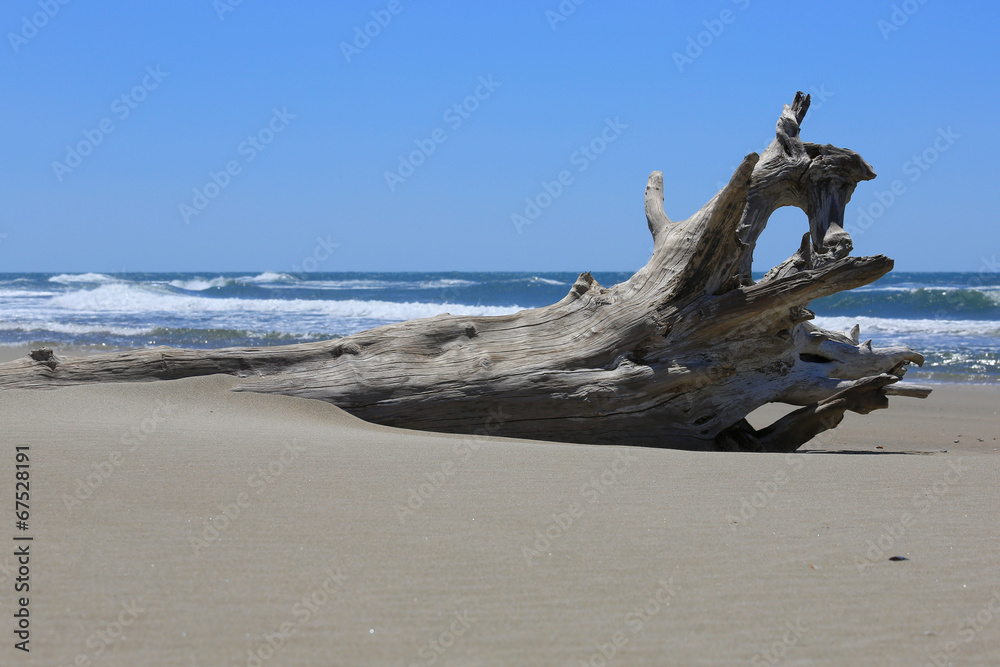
[2,1,997,273]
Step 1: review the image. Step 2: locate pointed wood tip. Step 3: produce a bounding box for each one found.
[791,91,811,124]
[645,171,671,240]
[885,384,933,399]
[570,272,599,297]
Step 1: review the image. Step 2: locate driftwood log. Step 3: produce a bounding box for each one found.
[0,93,930,451]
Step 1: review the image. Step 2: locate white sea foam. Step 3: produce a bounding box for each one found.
[812,316,1000,338]
[237,272,295,284]
[168,277,230,291]
[529,276,567,286]
[265,278,479,291]
[0,289,60,298]
[0,320,154,336]
[852,284,1000,296]
[45,284,522,320]
[48,273,119,285]
[166,272,295,290]
[420,278,478,289]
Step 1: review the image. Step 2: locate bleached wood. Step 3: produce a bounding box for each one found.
[0,93,930,451]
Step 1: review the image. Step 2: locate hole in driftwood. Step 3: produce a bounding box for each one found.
[751,206,809,276]
[799,353,833,364]
[745,402,799,431]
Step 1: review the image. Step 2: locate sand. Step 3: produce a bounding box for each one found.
[0,346,998,665]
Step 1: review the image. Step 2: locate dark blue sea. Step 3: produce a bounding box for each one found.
[1,271,997,383]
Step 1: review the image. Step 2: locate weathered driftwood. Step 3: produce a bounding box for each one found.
[0,93,930,451]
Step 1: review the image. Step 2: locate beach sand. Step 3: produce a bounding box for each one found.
[0,346,998,665]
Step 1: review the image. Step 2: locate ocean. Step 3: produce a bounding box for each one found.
[1,271,997,384]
